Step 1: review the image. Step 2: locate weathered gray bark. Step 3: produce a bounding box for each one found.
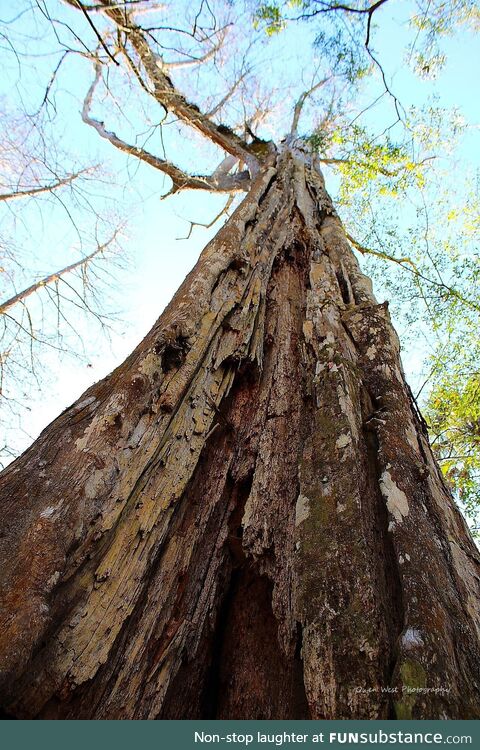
[1,148,479,719]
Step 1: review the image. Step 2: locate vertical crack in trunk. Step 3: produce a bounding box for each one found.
[361,401,405,716]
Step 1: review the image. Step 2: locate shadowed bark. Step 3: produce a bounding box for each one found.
[0,147,479,719]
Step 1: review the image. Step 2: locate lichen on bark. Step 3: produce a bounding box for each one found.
[0,147,479,719]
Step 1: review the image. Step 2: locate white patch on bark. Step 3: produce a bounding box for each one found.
[379,468,409,523]
[138,351,160,379]
[75,421,98,451]
[365,345,376,360]
[75,396,97,411]
[336,433,351,449]
[405,421,419,451]
[47,571,61,588]
[401,627,424,650]
[336,384,359,441]
[295,494,310,527]
[39,506,56,519]
[128,414,151,448]
[75,393,126,451]
[303,320,313,342]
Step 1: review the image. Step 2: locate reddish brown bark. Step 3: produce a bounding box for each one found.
[0,149,479,719]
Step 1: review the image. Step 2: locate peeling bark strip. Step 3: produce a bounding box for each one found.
[1,148,480,719]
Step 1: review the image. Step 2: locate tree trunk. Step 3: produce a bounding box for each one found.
[1,147,479,720]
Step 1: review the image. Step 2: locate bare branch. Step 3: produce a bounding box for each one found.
[0,168,92,203]
[164,29,225,70]
[297,0,392,49]
[290,77,331,137]
[206,69,250,119]
[346,232,480,313]
[71,0,119,65]
[177,194,234,240]
[81,62,250,194]
[212,154,239,180]
[295,0,391,26]
[65,1,155,11]
[72,0,262,174]
[0,231,120,315]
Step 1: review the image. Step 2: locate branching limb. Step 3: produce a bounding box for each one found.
[0,168,93,202]
[346,232,480,313]
[290,76,331,136]
[206,69,249,118]
[0,231,120,315]
[295,1,391,32]
[294,1,405,124]
[71,0,119,64]
[177,194,234,241]
[81,64,250,194]
[318,155,435,177]
[65,0,262,175]
[164,29,226,70]
[212,154,239,180]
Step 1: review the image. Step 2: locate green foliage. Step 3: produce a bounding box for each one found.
[254,1,308,34]
[308,120,429,197]
[426,368,480,535]
[313,28,371,85]
[409,1,480,79]
[253,3,286,34]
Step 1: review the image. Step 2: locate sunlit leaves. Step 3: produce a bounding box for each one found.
[308,116,434,200]
[253,3,286,34]
[313,28,371,85]
[408,1,480,78]
[426,368,480,535]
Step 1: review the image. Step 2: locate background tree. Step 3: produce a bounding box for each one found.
[0,67,124,465]
[0,0,479,720]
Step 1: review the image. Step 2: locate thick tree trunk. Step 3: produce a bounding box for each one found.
[1,148,479,719]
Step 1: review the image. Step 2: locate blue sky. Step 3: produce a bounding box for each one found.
[0,0,479,456]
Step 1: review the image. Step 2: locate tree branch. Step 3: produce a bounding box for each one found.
[346,232,480,313]
[177,194,234,240]
[0,168,92,203]
[80,1,261,175]
[81,63,250,194]
[71,0,119,64]
[206,69,249,118]
[164,30,225,70]
[0,232,119,315]
[290,77,331,136]
[296,0,391,26]
[318,155,435,177]
[295,1,404,124]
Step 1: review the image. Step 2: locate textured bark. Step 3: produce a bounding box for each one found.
[1,147,480,719]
